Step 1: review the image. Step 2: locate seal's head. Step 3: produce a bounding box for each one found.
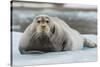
[34,15,50,33]
[32,15,55,37]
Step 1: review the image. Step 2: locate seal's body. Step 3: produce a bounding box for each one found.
[19,15,96,54]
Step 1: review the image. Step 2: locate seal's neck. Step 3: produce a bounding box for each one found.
[38,32,49,42]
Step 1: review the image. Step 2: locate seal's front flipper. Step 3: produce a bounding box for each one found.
[19,50,44,54]
[19,47,44,54]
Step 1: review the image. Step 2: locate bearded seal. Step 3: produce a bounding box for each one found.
[19,15,97,54]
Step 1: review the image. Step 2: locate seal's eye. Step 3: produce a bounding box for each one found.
[37,20,41,23]
[46,20,49,23]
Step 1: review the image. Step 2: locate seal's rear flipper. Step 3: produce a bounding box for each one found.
[84,38,97,48]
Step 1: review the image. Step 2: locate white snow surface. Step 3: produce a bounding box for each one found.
[12,32,97,66]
